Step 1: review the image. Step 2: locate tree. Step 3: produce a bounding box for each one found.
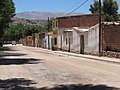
[103,0,119,21]
[89,0,100,14]
[89,0,119,21]
[0,0,15,39]
[2,23,46,41]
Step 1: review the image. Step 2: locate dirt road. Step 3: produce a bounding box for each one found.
[0,44,120,90]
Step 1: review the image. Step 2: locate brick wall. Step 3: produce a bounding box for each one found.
[19,39,23,44]
[57,14,100,28]
[26,36,32,46]
[102,24,120,52]
[34,33,45,47]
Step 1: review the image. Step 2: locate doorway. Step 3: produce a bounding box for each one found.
[80,35,84,54]
[60,36,62,50]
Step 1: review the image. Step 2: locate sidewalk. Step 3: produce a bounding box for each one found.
[22,45,120,64]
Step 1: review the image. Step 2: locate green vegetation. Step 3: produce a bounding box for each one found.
[118,14,120,20]
[89,0,102,14]
[2,23,47,41]
[89,0,119,21]
[0,0,15,39]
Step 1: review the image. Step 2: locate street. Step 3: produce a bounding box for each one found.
[0,44,120,90]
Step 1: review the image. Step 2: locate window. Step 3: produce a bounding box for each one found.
[56,21,58,27]
[54,38,57,45]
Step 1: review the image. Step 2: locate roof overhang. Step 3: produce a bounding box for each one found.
[64,29,73,32]
[73,27,89,32]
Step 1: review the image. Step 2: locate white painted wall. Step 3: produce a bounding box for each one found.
[49,36,52,49]
[73,30,80,53]
[73,24,99,54]
[56,24,99,54]
[62,29,73,51]
[45,32,48,49]
[45,32,53,49]
[84,24,99,54]
[57,29,64,49]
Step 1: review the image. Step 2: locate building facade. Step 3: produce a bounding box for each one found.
[52,14,100,54]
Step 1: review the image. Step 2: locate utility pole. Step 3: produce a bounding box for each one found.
[48,17,50,49]
[99,0,102,56]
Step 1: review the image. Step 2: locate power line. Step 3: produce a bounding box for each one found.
[65,0,83,12]
[66,0,89,16]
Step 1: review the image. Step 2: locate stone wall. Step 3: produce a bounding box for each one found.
[102,51,120,58]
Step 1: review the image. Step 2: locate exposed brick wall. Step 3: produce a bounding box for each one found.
[57,15,100,28]
[19,39,23,44]
[26,36,32,46]
[20,36,32,46]
[102,24,120,52]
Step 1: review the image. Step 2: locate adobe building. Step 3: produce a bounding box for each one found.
[52,14,102,53]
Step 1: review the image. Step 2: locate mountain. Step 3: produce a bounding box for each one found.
[15,11,82,20]
[11,17,46,25]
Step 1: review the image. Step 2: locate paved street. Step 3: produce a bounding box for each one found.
[0,44,120,90]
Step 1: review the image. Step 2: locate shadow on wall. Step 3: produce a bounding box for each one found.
[0,78,119,90]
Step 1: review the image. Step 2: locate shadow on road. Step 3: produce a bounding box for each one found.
[0,46,19,51]
[0,78,119,90]
[0,46,26,58]
[0,58,42,65]
[0,46,44,65]
[0,78,38,90]
[0,52,27,58]
[40,84,119,90]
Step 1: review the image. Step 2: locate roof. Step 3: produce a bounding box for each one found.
[103,22,120,25]
[64,29,73,32]
[73,27,89,32]
[56,14,99,19]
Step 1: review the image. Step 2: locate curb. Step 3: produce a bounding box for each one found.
[53,51,120,65]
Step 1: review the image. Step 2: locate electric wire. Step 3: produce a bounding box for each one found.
[65,0,89,16]
[65,0,83,12]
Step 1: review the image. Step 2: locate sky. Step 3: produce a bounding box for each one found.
[13,0,120,14]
